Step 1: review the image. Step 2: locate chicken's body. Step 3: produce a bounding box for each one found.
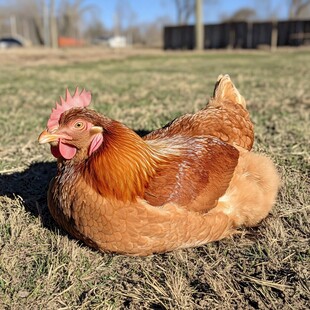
[48,166,235,255]
[39,75,280,256]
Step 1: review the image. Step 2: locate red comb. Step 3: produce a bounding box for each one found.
[47,87,91,131]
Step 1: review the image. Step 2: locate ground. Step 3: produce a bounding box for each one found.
[0,47,309,309]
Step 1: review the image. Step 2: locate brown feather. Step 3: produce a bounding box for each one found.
[144,136,239,211]
[84,120,160,202]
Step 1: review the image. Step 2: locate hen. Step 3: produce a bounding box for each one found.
[38,75,280,256]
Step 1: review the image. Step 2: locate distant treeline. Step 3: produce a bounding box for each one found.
[164,20,310,49]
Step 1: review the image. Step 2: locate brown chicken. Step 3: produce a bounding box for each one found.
[38,75,280,256]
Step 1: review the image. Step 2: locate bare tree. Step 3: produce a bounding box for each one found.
[50,0,58,48]
[288,0,310,18]
[114,0,123,36]
[121,15,172,47]
[113,0,136,37]
[0,0,46,44]
[174,0,195,25]
[58,0,95,39]
[84,19,107,41]
[226,8,257,22]
[143,16,172,47]
[171,0,218,25]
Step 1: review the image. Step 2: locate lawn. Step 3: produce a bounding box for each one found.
[0,48,309,309]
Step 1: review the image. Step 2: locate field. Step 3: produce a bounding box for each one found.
[0,48,309,309]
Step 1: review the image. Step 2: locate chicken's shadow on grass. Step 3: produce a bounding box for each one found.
[0,161,58,229]
[0,130,151,231]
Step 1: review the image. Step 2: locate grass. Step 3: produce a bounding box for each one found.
[0,48,309,309]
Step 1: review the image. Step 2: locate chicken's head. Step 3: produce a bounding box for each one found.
[38,88,105,161]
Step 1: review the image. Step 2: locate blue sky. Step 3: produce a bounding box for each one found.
[0,0,291,28]
[87,0,288,28]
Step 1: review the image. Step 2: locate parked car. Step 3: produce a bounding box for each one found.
[0,36,24,48]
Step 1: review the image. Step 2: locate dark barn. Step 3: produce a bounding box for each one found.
[164,20,310,49]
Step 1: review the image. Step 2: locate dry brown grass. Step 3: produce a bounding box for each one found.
[0,48,309,309]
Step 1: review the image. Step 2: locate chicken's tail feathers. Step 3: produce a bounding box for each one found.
[211,74,246,108]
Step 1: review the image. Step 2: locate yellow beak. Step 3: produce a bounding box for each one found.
[38,129,72,144]
[38,129,60,144]
[38,126,102,144]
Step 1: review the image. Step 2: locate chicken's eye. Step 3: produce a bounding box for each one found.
[74,122,84,129]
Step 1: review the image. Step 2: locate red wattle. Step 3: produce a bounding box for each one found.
[51,145,62,158]
[59,141,77,160]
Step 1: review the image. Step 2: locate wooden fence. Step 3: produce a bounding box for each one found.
[164,20,310,49]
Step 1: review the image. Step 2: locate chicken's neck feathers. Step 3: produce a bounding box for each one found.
[83,121,171,202]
